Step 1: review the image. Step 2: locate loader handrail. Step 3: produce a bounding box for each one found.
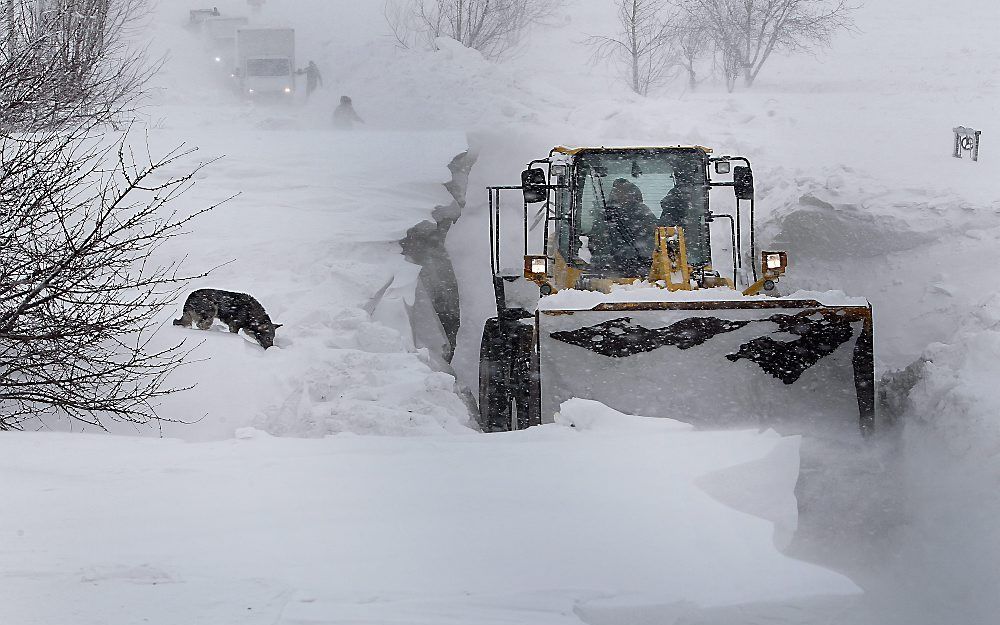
[487,185,524,276]
[708,156,757,282]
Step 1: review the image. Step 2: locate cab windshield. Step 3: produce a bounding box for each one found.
[570,149,708,276]
[246,58,291,77]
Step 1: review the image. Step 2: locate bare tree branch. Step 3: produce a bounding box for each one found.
[384,0,561,60]
[0,2,218,431]
[0,128,224,431]
[0,0,157,131]
[681,0,857,89]
[586,0,678,96]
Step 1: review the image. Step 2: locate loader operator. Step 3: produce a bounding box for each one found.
[659,170,695,228]
[589,178,657,276]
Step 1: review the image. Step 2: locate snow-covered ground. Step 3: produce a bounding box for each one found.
[140,125,472,440]
[1,401,861,625]
[2,0,999,623]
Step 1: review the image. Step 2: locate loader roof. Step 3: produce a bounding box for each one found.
[551,145,714,156]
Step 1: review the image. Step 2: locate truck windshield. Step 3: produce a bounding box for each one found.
[573,150,709,275]
[247,58,291,77]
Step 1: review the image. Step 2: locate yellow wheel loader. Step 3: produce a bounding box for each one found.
[479,146,876,434]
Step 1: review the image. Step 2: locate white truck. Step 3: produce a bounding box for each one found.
[202,15,249,67]
[234,27,296,98]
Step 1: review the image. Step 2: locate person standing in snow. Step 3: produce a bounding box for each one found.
[333,96,364,129]
[296,61,323,99]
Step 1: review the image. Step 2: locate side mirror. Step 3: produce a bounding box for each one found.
[521,168,547,204]
[733,165,754,200]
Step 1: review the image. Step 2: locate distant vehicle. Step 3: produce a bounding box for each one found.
[235,27,295,98]
[203,15,249,67]
[187,8,219,31]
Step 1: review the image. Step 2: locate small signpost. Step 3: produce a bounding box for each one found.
[953,126,982,161]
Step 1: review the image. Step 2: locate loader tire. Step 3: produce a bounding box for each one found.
[479,318,510,432]
[478,318,537,432]
[507,323,537,431]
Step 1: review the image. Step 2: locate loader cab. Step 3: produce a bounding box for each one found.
[482,146,876,436]
[503,145,759,297]
[554,147,712,279]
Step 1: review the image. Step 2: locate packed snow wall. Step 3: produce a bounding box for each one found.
[399,150,477,373]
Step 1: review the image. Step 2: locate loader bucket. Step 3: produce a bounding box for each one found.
[537,298,875,435]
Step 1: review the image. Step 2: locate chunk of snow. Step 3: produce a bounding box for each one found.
[554,397,693,432]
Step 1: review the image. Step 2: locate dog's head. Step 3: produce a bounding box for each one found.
[248,321,283,349]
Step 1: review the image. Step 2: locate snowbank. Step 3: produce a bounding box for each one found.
[876,295,1000,623]
[131,126,474,440]
[0,400,858,625]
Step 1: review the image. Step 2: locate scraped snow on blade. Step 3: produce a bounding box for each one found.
[538,299,873,434]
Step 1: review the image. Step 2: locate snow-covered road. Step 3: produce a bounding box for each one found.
[3,0,1000,622]
[0,401,858,625]
[137,124,472,440]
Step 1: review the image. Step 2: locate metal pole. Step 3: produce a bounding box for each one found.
[488,188,496,275]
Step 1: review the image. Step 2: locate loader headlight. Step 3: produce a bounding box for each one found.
[550,164,568,178]
[214,56,222,63]
[284,87,292,93]
[762,251,788,279]
[524,255,549,285]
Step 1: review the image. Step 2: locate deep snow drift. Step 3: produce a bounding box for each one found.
[1,401,860,625]
[2,0,999,623]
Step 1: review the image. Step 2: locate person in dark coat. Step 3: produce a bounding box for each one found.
[333,95,364,129]
[660,167,701,228]
[659,184,687,227]
[588,178,657,276]
[296,61,323,98]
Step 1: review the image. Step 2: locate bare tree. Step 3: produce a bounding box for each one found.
[586,0,677,96]
[385,0,560,60]
[0,2,218,431]
[714,38,742,92]
[670,11,710,90]
[684,0,856,88]
[0,130,223,431]
[1,0,154,130]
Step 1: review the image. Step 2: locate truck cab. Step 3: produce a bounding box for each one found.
[235,27,296,98]
[202,16,249,69]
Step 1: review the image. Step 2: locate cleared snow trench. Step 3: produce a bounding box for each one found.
[142,129,475,439]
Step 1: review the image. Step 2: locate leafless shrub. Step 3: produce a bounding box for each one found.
[1,0,154,130]
[586,0,678,96]
[670,11,710,90]
[385,0,560,60]
[683,0,857,89]
[0,2,219,431]
[0,128,225,431]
